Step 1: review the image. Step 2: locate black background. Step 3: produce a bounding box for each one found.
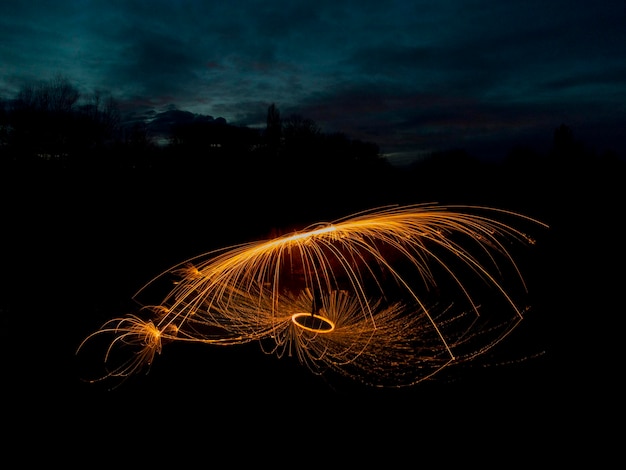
[2,153,622,465]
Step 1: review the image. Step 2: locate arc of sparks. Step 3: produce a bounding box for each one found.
[77,203,547,388]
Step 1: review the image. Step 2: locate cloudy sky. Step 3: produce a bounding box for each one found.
[1,0,624,165]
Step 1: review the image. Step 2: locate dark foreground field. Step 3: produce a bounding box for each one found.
[2,157,622,464]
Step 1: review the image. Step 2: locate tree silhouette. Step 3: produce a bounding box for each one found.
[279,112,323,169]
[8,75,79,165]
[16,74,79,114]
[78,90,121,146]
[282,113,321,144]
[3,75,123,169]
[552,123,588,164]
[265,103,282,154]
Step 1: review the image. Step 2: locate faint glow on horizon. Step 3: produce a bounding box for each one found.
[77,203,547,388]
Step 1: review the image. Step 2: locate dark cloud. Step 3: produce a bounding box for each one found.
[1,0,624,164]
[110,28,201,96]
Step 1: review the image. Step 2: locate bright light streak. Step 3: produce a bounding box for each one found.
[77,203,547,388]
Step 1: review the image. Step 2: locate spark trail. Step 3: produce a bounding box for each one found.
[77,203,547,388]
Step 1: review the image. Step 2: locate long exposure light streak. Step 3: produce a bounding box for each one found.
[77,203,547,388]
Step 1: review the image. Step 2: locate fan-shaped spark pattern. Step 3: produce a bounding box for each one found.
[78,203,547,388]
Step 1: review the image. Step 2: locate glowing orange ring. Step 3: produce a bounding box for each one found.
[291,313,335,333]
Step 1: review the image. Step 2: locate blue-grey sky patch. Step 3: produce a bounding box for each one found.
[1,0,624,164]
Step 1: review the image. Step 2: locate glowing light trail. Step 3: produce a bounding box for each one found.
[77,203,547,388]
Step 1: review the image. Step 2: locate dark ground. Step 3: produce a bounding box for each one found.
[2,156,623,465]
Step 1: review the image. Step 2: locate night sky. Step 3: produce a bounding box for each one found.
[2,1,624,463]
[1,0,625,164]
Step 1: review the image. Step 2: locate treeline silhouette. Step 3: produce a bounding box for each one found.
[1,76,624,213]
[0,77,389,178]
